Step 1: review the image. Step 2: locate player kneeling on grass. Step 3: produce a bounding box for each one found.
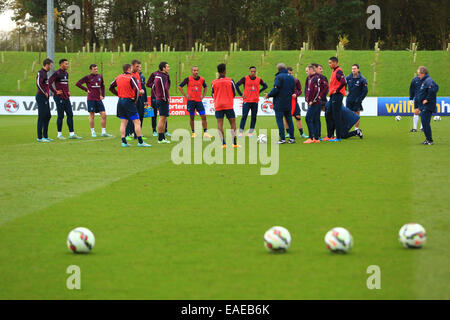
[178,66,212,139]
[109,64,151,148]
[211,63,240,148]
[340,106,363,140]
[76,64,112,138]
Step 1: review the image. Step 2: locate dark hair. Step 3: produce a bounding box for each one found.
[89,64,97,70]
[352,64,360,69]
[217,63,226,74]
[311,63,319,68]
[418,66,428,75]
[249,66,256,70]
[43,58,53,67]
[122,64,132,73]
[132,59,141,65]
[59,59,68,65]
[159,61,168,71]
[329,56,339,63]
[287,66,293,72]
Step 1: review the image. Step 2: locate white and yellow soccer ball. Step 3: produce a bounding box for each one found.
[325,227,353,253]
[433,116,441,121]
[67,227,95,253]
[399,223,426,248]
[257,134,268,144]
[264,226,291,253]
[395,116,402,121]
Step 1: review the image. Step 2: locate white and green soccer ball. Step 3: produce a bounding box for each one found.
[257,134,268,144]
[399,223,426,248]
[395,116,402,121]
[325,227,353,253]
[67,227,95,253]
[433,116,441,121]
[264,226,291,253]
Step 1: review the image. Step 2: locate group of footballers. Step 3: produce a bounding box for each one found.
[35,55,439,147]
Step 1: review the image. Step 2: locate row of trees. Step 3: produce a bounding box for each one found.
[1,0,449,52]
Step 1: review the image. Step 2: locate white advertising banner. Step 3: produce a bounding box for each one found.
[0,96,379,116]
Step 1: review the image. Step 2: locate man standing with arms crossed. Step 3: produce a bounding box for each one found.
[235,66,268,137]
[178,66,211,138]
[76,64,112,138]
[154,62,172,144]
[328,57,347,142]
[147,68,170,137]
[416,66,439,145]
[264,63,296,144]
[346,64,368,131]
[109,64,151,148]
[211,63,240,148]
[304,65,328,144]
[36,58,53,143]
[49,59,82,140]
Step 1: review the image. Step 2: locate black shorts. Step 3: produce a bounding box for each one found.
[151,97,157,109]
[215,109,236,119]
[347,100,363,112]
[156,100,169,117]
[187,101,206,116]
[117,98,139,120]
[292,103,301,117]
[88,100,106,113]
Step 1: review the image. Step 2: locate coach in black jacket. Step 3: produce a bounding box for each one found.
[265,63,296,144]
[416,66,439,145]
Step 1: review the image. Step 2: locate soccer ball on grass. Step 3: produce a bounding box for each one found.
[67,227,95,253]
[264,226,291,253]
[399,223,426,248]
[324,227,353,253]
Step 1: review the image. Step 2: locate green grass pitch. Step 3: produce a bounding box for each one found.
[0,50,449,97]
[0,115,449,299]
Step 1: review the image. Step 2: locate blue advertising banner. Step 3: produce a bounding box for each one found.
[378,97,450,116]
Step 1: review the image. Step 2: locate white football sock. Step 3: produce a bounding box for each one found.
[91,128,96,134]
[102,128,107,134]
[70,132,75,137]
[58,132,62,137]
[413,115,419,130]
